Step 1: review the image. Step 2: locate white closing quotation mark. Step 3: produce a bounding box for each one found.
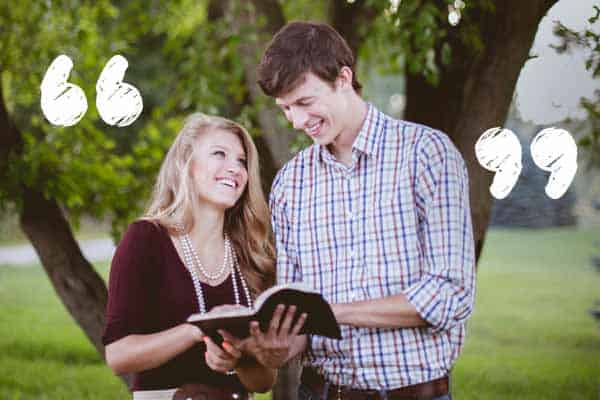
[475,127,577,200]
[40,54,143,127]
[475,128,522,200]
[530,128,577,200]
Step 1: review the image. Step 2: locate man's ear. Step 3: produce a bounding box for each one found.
[336,66,354,91]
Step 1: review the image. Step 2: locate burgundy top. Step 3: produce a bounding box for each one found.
[102,220,250,391]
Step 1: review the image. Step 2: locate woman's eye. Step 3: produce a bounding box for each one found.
[213,150,225,157]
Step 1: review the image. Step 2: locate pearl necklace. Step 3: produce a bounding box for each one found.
[181,233,230,281]
[178,229,253,314]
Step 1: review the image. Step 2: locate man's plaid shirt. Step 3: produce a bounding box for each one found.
[270,104,476,390]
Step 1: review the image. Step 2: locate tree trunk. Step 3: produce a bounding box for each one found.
[226,3,301,398]
[1,73,108,355]
[19,187,108,355]
[0,80,22,177]
[328,0,379,57]
[404,0,558,262]
[0,75,131,385]
[239,0,297,171]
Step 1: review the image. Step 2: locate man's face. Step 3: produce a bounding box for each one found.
[275,72,350,146]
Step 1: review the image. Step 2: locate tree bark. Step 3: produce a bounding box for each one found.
[404,0,558,261]
[19,187,108,355]
[0,80,22,178]
[240,0,297,171]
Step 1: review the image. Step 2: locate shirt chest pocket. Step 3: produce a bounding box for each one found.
[362,187,421,295]
[295,204,345,271]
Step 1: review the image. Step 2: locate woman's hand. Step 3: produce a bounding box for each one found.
[187,323,204,343]
[202,304,248,373]
[203,335,242,374]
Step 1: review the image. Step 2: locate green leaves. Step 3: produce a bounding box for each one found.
[552,4,600,169]
[0,0,247,238]
[1,0,536,238]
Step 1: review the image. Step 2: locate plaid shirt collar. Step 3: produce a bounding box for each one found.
[317,103,385,166]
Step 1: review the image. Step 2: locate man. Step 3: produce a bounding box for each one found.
[250,21,476,400]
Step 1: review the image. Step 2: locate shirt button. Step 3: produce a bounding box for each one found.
[346,209,353,219]
[348,248,355,259]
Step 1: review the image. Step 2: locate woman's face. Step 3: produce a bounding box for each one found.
[190,128,248,211]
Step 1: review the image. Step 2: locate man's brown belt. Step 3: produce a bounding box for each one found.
[301,367,449,400]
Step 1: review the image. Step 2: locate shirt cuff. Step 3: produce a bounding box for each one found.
[404,275,452,334]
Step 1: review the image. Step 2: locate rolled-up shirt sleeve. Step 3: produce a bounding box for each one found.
[405,130,476,333]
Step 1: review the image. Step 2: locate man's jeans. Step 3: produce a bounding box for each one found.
[298,383,452,400]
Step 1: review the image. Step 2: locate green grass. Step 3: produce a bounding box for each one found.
[0,263,128,399]
[452,228,600,400]
[0,227,598,399]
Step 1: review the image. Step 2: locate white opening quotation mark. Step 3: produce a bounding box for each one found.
[475,127,577,200]
[40,55,88,127]
[40,54,143,127]
[96,55,143,127]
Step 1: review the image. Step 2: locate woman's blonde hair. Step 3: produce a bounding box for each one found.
[144,113,275,295]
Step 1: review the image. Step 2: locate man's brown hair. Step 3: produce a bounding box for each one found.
[257,21,362,98]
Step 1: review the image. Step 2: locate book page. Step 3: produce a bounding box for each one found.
[253,281,317,311]
[187,305,253,322]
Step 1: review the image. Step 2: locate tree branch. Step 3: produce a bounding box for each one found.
[405,0,559,261]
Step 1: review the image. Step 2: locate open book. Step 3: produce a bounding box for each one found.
[187,282,341,344]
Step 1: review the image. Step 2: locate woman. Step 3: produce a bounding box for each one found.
[103,113,277,399]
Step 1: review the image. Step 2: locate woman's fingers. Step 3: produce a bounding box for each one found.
[222,341,242,359]
[204,336,240,372]
[205,351,230,372]
[204,337,231,361]
[218,330,242,348]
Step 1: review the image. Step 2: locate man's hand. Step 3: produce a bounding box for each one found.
[231,304,307,369]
